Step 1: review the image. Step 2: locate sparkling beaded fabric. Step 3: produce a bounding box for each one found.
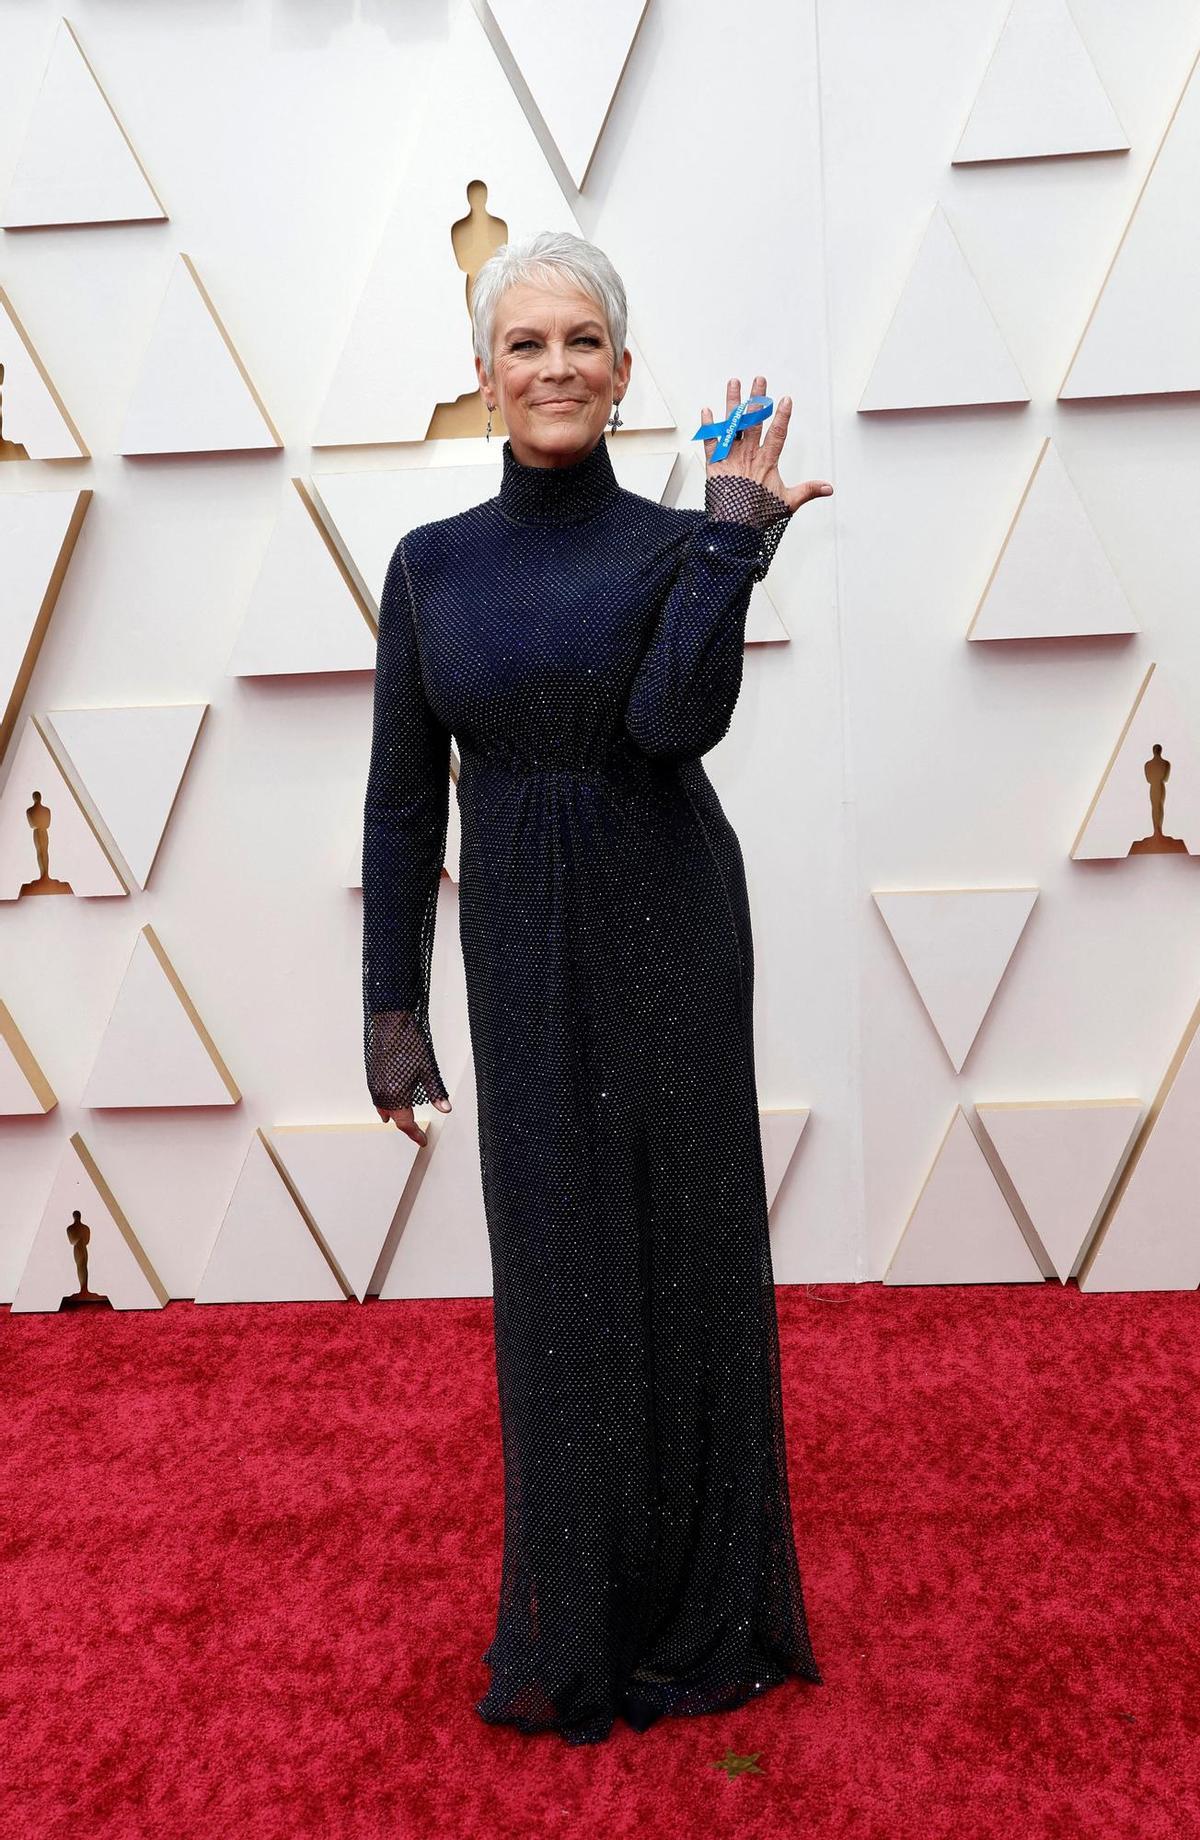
[362,432,823,1745]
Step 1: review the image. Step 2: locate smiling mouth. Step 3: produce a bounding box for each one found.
[535,398,583,406]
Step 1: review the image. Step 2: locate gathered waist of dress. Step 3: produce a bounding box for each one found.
[458,743,677,795]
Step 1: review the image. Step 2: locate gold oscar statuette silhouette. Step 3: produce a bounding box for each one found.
[1130,743,1188,854]
[20,790,73,895]
[61,1209,112,1311]
[425,179,509,440]
[0,360,31,461]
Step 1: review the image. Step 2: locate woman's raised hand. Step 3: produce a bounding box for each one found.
[699,375,833,513]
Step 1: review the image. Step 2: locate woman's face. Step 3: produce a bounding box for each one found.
[476,277,632,467]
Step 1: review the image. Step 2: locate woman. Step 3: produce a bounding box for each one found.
[361,230,834,1746]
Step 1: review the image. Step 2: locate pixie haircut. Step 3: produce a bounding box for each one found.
[470,229,629,379]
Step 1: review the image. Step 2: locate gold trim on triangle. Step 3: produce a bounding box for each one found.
[179,253,284,448]
[141,922,241,1101]
[1059,42,1200,398]
[0,996,57,1110]
[31,710,130,892]
[1075,991,1200,1285]
[1,488,92,768]
[69,1129,170,1304]
[0,283,90,456]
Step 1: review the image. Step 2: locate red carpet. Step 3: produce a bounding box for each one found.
[2,1279,1196,1838]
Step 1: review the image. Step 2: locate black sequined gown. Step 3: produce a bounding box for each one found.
[362,431,822,1745]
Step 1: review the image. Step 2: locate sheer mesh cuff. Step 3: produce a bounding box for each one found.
[365,1007,448,1111]
[704,473,794,581]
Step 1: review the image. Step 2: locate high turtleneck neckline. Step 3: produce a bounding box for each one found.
[496,433,621,527]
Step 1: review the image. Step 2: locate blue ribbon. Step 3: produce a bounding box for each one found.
[692,395,773,461]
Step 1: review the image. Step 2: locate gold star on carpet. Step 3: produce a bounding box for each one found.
[710,1748,764,1779]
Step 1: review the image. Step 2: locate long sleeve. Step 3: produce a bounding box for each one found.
[361,538,451,1110]
[623,473,794,764]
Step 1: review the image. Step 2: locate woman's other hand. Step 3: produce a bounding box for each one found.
[376,1096,451,1147]
[699,375,833,512]
[367,1009,452,1145]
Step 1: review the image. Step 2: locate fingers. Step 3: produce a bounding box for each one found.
[708,376,766,466]
[761,393,791,466]
[743,374,767,453]
[712,376,816,472]
[375,1096,453,1147]
[787,478,835,510]
[722,375,767,457]
[376,1104,428,1145]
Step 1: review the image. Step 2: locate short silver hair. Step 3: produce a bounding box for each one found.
[470,229,628,379]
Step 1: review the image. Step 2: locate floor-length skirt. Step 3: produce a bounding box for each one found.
[458,747,823,1746]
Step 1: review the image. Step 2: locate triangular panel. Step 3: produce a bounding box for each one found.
[484,0,650,189]
[195,1129,347,1304]
[760,1107,810,1213]
[1079,994,1200,1291]
[267,1122,422,1302]
[2,18,167,228]
[0,715,126,899]
[874,887,1038,1071]
[227,480,377,677]
[44,703,207,889]
[859,206,1029,411]
[1072,663,1200,859]
[119,254,282,456]
[968,437,1139,640]
[885,1106,1044,1284]
[953,0,1128,164]
[1061,46,1200,399]
[10,1132,167,1312]
[975,1098,1142,1279]
[81,923,240,1108]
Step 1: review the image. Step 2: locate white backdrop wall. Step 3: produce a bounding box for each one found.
[2,0,1196,1301]
[820,0,1200,1278]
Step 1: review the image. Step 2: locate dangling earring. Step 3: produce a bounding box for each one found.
[609,399,623,432]
[485,404,493,442]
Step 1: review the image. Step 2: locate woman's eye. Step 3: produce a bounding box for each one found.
[510,336,600,351]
